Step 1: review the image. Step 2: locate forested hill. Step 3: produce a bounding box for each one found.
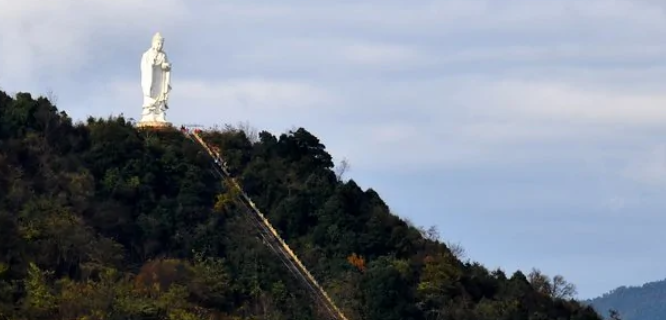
[0,90,603,320]
[587,279,666,320]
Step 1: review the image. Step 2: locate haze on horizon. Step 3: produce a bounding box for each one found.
[2,0,666,299]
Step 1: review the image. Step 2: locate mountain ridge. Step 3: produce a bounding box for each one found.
[587,278,666,320]
[0,90,603,319]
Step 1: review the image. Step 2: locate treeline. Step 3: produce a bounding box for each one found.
[588,279,666,320]
[0,90,603,319]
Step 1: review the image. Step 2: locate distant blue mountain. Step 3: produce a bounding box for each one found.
[586,279,666,320]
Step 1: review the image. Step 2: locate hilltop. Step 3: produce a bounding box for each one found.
[587,279,666,320]
[0,90,603,319]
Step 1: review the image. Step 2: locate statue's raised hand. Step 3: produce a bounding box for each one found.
[162,62,171,71]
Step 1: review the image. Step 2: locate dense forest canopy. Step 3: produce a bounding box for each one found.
[587,279,666,320]
[0,90,604,319]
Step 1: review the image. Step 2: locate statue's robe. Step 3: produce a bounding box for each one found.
[140,48,171,122]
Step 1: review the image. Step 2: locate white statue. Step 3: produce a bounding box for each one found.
[139,32,172,125]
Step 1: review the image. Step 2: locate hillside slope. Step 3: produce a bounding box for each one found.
[0,90,603,320]
[587,279,666,320]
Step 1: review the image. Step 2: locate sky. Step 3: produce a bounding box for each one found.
[2,0,666,299]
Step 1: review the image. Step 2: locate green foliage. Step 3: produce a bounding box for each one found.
[0,90,602,320]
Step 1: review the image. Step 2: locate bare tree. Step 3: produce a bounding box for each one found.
[425,225,440,242]
[528,268,576,299]
[416,225,430,240]
[445,241,466,261]
[45,88,58,105]
[551,274,577,299]
[222,124,235,132]
[528,268,552,295]
[236,120,259,143]
[414,224,467,260]
[335,158,351,181]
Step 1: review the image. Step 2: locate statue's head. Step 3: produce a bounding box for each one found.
[151,32,164,51]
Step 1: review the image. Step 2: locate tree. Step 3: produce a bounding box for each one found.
[551,274,577,299]
[528,268,577,299]
[335,158,350,181]
[417,252,462,320]
[45,88,58,105]
[235,120,259,143]
[347,253,365,272]
[608,309,622,320]
[446,241,466,261]
[420,225,440,242]
[0,89,605,320]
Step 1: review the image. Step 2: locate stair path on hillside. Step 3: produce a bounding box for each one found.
[184,128,350,320]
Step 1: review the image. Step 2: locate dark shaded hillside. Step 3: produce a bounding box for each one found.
[587,279,666,320]
[0,90,603,320]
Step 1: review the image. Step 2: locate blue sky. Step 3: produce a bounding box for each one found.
[2,0,666,299]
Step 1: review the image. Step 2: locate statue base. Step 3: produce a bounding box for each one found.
[136,121,173,130]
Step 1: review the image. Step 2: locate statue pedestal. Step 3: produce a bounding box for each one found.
[137,120,173,130]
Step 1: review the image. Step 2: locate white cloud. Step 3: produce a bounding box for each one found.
[3,0,666,174]
[174,79,333,112]
[341,43,427,66]
[325,121,530,170]
[3,0,666,82]
[4,0,666,300]
[483,80,666,126]
[0,0,187,83]
[439,44,666,65]
[452,121,608,145]
[365,123,422,144]
[197,0,666,39]
[305,74,666,172]
[75,78,336,132]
